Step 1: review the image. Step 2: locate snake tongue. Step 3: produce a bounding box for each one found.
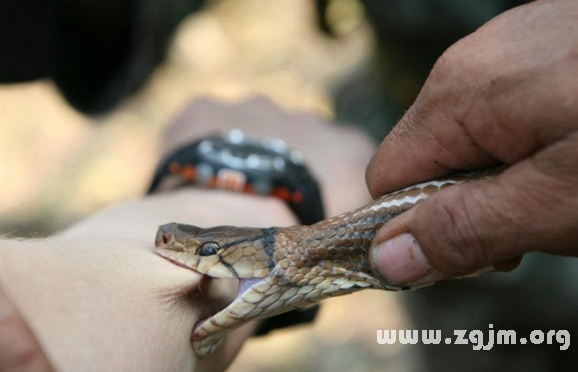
[237,278,262,298]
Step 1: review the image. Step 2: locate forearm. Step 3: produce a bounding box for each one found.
[0,97,376,371]
[0,189,295,372]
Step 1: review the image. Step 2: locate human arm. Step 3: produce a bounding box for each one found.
[0,98,375,372]
[366,0,578,286]
[0,190,296,372]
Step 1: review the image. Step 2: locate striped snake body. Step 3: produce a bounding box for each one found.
[155,167,500,356]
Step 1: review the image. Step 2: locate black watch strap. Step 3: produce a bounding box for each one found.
[147,131,325,225]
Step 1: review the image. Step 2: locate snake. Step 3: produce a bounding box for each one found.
[155,167,502,356]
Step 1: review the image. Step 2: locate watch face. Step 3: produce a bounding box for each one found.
[197,130,303,175]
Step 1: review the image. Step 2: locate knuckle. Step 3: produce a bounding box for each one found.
[419,188,493,275]
[429,32,494,104]
[429,41,468,86]
[514,158,578,249]
[442,198,490,272]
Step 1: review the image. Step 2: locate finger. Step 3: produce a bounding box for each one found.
[0,285,56,372]
[366,0,578,198]
[370,137,578,285]
[365,99,499,198]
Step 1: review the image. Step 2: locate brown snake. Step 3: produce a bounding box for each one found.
[155,167,502,356]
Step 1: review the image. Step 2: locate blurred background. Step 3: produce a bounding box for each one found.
[1,0,576,371]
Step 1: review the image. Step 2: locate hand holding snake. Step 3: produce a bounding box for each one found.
[367,0,578,286]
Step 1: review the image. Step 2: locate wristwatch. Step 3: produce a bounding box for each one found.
[147,130,325,336]
[147,129,325,225]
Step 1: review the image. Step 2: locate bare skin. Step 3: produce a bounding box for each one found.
[0,192,270,372]
[0,98,375,372]
[0,284,56,372]
[366,0,578,286]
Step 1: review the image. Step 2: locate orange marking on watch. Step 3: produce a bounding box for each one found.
[291,191,304,204]
[276,188,290,201]
[182,165,196,180]
[169,162,181,174]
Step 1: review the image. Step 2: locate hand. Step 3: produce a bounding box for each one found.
[0,97,375,371]
[366,0,578,286]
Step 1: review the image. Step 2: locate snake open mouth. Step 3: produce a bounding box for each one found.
[159,251,263,310]
[236,278,262,298]
[205,277,263,316]
[191,277,265,337]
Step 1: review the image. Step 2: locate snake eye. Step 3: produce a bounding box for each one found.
[199,242,219,256]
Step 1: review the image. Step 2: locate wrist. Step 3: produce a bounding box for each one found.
[63,188,297,242]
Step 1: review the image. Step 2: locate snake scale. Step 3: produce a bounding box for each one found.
[155,167,501,356]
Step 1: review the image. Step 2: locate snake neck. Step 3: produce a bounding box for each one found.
[271,196,407,283]
[306,189,421,245]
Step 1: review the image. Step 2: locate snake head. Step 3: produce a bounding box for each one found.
[155,223,276,279]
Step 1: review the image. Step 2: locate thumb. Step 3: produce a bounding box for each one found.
[370,158,578,287]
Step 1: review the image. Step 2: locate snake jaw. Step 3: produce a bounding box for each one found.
[155,242,270,356]
[190,276,270,356]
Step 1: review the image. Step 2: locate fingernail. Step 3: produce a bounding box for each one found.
[371,233,434,285]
